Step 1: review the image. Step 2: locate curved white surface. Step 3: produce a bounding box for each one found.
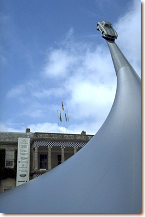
[0,40,141,213]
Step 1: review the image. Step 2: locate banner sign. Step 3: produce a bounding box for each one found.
[16,138,30,186]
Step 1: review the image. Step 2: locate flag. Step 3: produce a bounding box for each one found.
[62,101,64,111]
[65,113,67,122]
[60,112,62,122]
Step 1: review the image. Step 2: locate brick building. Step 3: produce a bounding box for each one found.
[0,129,93,192]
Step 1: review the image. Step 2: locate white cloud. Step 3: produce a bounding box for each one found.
[22,109,44,118]
[28,122,72,134]
[0,120,99,135]
[7,84,25,98]
[68,81,115,120]
[28,121,98,135]
[115,0,141,75]
[43,49,77,78]
[0,123,25,132]
[32,87,65,99]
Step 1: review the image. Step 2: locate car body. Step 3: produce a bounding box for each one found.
[97,21,118,41]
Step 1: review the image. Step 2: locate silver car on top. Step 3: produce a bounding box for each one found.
[97,21,118,41]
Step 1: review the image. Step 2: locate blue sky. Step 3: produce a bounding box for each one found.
[0,0,141,134]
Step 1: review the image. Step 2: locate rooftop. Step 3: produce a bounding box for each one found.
[0,129,94,144]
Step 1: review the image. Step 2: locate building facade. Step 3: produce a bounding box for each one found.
[0,129,93,193]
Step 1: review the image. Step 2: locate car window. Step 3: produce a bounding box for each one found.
[105,23,111,27]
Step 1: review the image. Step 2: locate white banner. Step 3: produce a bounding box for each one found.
[16,138,30,186]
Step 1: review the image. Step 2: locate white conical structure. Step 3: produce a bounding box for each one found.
[0,22,141,213]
